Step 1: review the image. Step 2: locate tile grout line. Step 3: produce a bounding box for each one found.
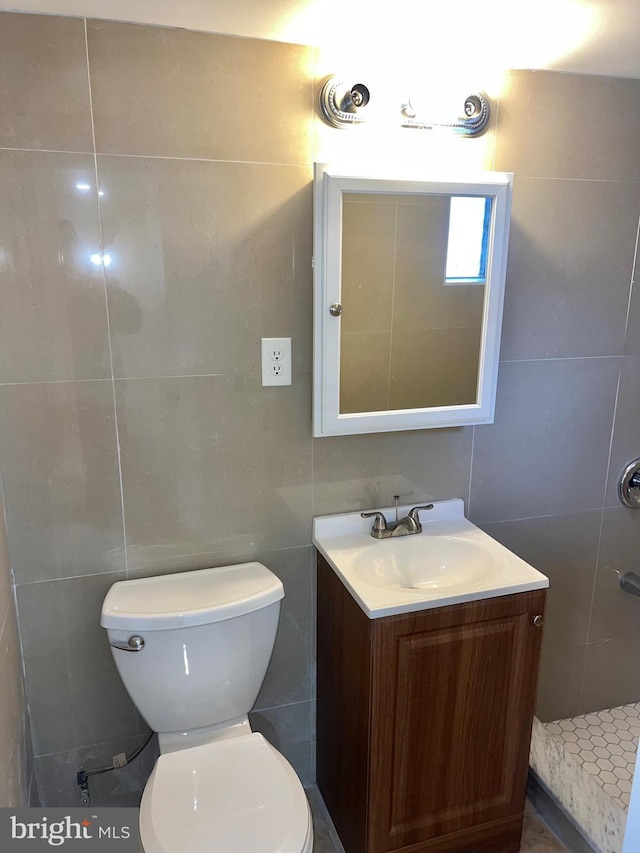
[15,569,128,589]
[83,17,129,579]
[252,697,313,715]
[467,425,476,516]
[0,369,313,387]
[622,212,640,344]
[13,542,316,588]
[309,45,318,531]
[0,148,310,171]
[578,356,624,710]
[499,355,624,364]
[33,731,150,762]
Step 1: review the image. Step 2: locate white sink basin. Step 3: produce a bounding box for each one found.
[353,535,498,592]
[313,499,548,618]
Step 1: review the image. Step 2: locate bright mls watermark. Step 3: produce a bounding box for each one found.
[0,809,140,851]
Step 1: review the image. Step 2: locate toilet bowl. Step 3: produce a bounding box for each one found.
[140,734,312,853]
[100,562,313,853]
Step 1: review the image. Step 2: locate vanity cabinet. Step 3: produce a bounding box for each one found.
[316,554,545,853]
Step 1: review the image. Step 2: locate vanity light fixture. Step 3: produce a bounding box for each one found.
[319,76,372,128]
[318,74,490,136]
[401,91,490,136]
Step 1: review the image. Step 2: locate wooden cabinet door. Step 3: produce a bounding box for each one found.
[368,591,545,853]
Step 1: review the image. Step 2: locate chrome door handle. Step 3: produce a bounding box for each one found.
[109,635,145,652]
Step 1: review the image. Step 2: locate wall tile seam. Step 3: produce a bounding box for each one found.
[254,690,314,715]
[476,507,611,526]
[0,378,113,387]
[622,213,640,343]
[478,508,610,527]
[505,174,640,186]
[32,731,150,761]
[0,371,314,387]
[14,568,125,589]
[0,474,19,591]
[498,355,625,365]
[9,585,30,687]
[466,426,476,515]
[542,644,590,659]
[584,633,640,648]
[577,360,622,709]
[541,642,588,655]
[83,16,128,579]
[0,146,93,156]
[588,366,622,565]
[252,697,315,715]
[96,152,314,168]
[0,147,314,170]
[113,370,313,382]
[13,542,316,586]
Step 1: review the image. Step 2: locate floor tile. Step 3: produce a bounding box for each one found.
[545,701,639,811]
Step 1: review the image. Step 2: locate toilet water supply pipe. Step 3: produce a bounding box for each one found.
[76,731,155,806]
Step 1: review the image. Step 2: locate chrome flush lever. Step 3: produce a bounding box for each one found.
[109,635,145,652]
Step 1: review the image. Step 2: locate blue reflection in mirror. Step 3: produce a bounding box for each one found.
[445,196,491,285]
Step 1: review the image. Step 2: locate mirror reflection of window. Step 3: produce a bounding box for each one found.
[445,196,492,285]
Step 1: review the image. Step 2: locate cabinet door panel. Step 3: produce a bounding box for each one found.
[370,592,544,852]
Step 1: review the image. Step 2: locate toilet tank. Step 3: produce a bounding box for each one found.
[100,563,284,734]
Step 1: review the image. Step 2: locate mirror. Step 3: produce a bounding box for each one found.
[313,164,513,437]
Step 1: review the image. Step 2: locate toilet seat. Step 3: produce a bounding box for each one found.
[140,733,313,853]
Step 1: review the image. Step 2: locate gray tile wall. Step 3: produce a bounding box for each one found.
[0,12,639,806]
[482,70,640,721]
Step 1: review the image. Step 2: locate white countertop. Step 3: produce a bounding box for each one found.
[313,499,549,619]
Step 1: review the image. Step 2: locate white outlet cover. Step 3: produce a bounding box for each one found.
[261,337,292,386]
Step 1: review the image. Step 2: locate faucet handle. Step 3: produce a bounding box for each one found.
[361,510,388,535]
[407,504,434,525]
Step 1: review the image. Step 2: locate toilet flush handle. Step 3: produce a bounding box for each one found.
[109,635,145,652]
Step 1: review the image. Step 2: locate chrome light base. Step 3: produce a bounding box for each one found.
[401,91,490,136]
[319,76,371,128]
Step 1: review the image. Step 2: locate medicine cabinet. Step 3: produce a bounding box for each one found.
[313,163,513,437]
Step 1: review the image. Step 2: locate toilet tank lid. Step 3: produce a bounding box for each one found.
[100,563,284,631]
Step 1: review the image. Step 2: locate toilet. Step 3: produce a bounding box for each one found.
[100,562,313,853]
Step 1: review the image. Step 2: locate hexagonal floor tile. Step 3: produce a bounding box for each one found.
[544,701,640,811]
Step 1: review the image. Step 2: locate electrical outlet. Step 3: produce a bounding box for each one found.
[261,338,291,386]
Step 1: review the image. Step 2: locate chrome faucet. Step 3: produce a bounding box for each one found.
[361,495,434,539]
